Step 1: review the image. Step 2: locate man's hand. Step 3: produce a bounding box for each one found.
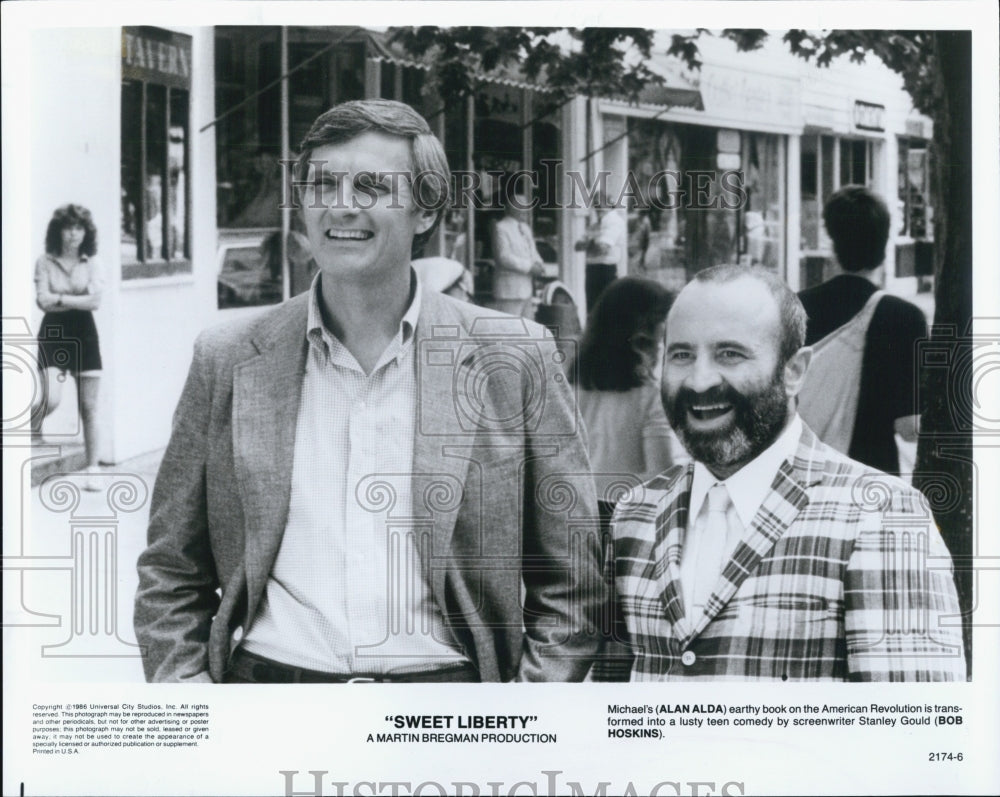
[587,240,611,258]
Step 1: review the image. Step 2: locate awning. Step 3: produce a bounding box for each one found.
[636,83,704,111]
[366,31,550,92]
[605,48,704,111]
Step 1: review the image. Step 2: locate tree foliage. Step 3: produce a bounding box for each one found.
[389,27,664,117]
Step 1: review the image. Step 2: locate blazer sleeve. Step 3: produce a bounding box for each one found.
[134,334,220,683]
[843,487,967,681]
[586,517,634,682]
[514,338,606,681]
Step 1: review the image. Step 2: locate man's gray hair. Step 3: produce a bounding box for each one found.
[692,264,807,364]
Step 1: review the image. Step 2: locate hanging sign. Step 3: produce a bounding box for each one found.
[122,26,192,88]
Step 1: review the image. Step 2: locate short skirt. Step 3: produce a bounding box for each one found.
[37,310,102,373]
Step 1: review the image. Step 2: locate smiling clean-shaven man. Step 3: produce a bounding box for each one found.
[135,100,604,684]
[596,264,964,682]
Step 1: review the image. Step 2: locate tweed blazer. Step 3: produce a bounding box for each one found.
[134,287,604,683]
[596,422,965,681]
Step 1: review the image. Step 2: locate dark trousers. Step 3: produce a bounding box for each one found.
[585,263,618,313]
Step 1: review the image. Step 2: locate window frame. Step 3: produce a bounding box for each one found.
[121,27,193,281]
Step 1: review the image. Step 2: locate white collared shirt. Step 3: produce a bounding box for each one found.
[242,271,467,674]
[682,414,803,609]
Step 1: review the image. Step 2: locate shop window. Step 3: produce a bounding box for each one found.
[840,138,872,187]
[739,133,784,272]
[627,119,786,286]
[472,85,524,259]
[213,27,367,308]
[898,138,931,240]
[121,27,192,280]
[799,132,875,287]
[627,118,685,282]
[531,103,562,271]
[443,95,470,263]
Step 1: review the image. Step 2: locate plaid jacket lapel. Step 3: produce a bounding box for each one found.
[686,424,827,639]
[652,465,696,640]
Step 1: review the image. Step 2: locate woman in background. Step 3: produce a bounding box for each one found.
[31,204,104,488]
[571,277,677,527]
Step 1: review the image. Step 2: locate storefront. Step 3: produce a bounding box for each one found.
[592,35,934,295]
[211,26,574,311]
[22,27,934,467]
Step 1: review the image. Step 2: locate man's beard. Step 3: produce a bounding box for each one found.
[665,367,789,473]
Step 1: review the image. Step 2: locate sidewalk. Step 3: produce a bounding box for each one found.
[5,448,164,683]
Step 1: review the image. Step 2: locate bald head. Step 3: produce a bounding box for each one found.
[678,265,807,365]
[663,266,811,478]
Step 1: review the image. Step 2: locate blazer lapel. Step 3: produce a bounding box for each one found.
[412,291,474,610]
[654,465,696,641]
[688,424,826,638]
[232,297,309,617]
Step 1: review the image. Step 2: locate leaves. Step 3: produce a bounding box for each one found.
[391,27,939,120]
[388,27,666,112]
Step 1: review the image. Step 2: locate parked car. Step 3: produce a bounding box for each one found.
[216,228,283,309]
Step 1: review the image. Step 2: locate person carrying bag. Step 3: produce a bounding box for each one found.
[797,289,884,455]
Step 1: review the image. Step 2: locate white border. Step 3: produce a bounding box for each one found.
[4,3,998,796]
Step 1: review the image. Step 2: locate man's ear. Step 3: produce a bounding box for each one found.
[414,207,438,237]
[783,346,813,397]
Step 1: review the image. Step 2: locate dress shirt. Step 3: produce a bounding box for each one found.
[585,210,627,270]
[242,271,468,674]
[682,414,803,612]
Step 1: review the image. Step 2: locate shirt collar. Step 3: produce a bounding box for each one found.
[689,414,803,529]
[306,268,423,366]
[47,252,88,267]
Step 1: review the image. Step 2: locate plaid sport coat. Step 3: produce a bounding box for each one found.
[596,421,966,681]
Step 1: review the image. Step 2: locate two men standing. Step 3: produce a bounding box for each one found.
[136,99,963,683]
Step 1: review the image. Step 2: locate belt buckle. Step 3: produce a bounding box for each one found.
[347,676,377,683]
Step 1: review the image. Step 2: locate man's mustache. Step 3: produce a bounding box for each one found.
[671,384,745,414]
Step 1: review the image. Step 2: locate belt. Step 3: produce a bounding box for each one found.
[227,649,479,684]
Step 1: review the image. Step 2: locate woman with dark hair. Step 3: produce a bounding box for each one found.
[572,277,677,523]
[31,204,104,488]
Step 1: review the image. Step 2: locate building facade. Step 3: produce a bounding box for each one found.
[593,34,935,294]
[21,27,935,465]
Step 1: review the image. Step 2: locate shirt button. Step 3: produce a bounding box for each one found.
[681,650,697,667]
[232,626,244,643]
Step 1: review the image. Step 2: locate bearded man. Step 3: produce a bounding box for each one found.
[597,264,965,681]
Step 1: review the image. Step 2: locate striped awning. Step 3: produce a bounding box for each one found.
[366,31,550,92]
[369,31,703,107]
[636,83,704,110]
